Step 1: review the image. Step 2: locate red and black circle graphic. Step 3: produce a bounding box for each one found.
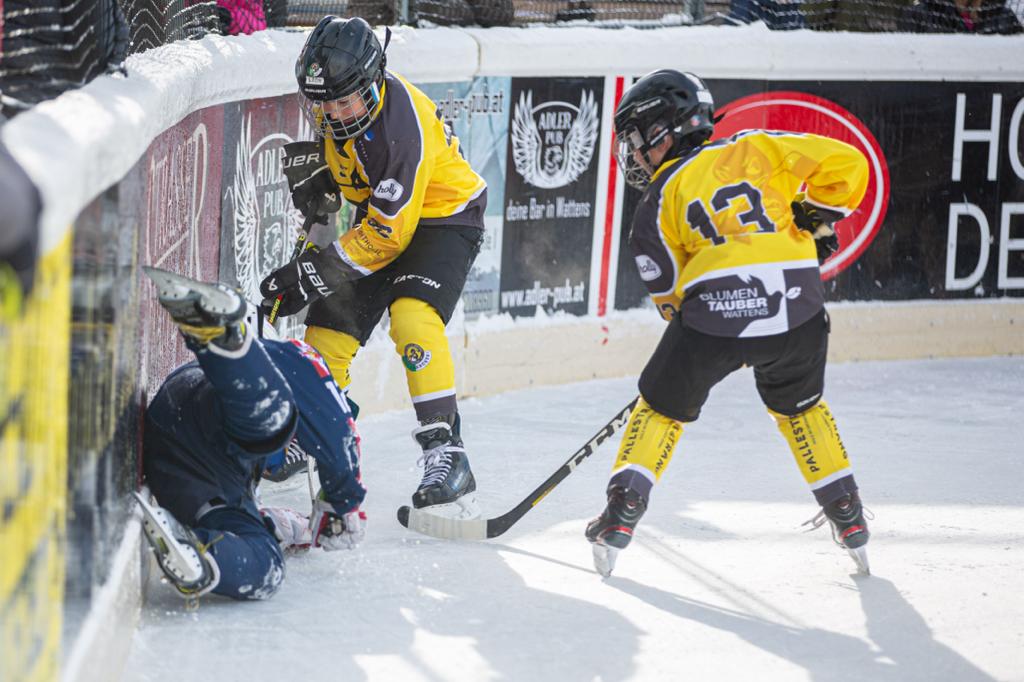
[713,92,890,280]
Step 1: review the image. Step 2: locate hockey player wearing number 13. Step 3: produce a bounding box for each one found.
[259,16,487,519]
[586,69,873,576]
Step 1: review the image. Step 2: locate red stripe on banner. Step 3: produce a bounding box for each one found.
[598,76,625,317]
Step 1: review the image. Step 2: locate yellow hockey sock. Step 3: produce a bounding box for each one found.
[610,397,683,487]
[388,297,457,419]
[770,400,851,489]
[303,325,361,391]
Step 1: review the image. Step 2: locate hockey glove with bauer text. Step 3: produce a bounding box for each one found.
[310,498,366,551]
[282,141,342,222]
[259,243,345,318]
[792,199,843,265]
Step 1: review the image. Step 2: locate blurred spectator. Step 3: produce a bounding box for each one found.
[415,0,514,26]
[467,0,514,26]
[899,0,1022,31]
[216,0,267,34]
[801,0,908,30]
[414,0,475,24]
[556,0,597,21]
[729,0,805,27]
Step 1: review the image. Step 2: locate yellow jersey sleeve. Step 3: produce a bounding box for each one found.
[771,132,869,217]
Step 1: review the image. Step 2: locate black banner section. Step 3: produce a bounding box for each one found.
[219,99,305,303]
[500,77,604,317]
[614,80,1024,310]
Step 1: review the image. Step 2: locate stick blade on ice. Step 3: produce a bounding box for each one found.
[397,505,488,540]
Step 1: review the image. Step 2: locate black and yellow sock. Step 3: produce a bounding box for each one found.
[770,400,856,504]
[608,397,683,499]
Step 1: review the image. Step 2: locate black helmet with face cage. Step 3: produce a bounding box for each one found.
[296,16,387,140]
[613,69,715,190]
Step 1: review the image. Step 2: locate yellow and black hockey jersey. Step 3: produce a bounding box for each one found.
[323,72,487,278]
[629,130,869,337]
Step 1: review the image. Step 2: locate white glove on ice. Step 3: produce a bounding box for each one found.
[261,506,313,551]
[310,499,366,551]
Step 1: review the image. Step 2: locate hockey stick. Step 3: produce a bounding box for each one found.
[396,397,639,540]
[266,213,319,325]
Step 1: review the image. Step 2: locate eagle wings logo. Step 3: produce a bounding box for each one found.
[511,89,599,189]
[226,114,305,337]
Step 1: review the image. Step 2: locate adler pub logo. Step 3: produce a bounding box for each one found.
[225,113,313,340]
[510,89,599,189]
[713,92,890,280]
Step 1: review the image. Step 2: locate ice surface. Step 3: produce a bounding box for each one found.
[124,356,1024,682]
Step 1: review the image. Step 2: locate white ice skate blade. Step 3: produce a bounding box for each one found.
[414,493,480,521]
[592,543,619,578]
[133,491,205,585]
[847,545,870,575]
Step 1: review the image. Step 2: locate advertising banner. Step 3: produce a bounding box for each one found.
[419,77,511,319]
[500,77,604,317]
[63,106,225,621]
[141,106,227,387]
[614,79,1024,310]
[218,96,313,339]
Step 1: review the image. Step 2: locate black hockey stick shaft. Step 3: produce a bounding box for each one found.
[397,397,638,540]
[483,396,638,537]
[266,212,318,325]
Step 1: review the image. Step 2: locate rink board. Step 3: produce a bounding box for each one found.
[0,25,1022,682]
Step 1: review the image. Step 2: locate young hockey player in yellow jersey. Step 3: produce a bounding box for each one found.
[260,16,486,518]
[586,69,871,576]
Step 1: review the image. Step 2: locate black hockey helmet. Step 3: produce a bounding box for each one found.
[613,69,715,189]
[296,16,388,140]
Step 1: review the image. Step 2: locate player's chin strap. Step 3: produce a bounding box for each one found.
[378,27,392,72]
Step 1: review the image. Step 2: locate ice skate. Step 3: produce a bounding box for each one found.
[143,266,247,351]
[262,439,310,483]
[586,485,647,577]
[805,491,871,574]
[134,491,219,597]
[410,415,479,520]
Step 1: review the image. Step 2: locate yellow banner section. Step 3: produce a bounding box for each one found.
[0,232,71,682]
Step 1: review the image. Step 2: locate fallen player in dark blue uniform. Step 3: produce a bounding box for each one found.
[136,267,366,601]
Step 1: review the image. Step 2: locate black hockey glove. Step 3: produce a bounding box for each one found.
[281,141,342,222]
[259,244,344,318]
[791,199,842,265]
